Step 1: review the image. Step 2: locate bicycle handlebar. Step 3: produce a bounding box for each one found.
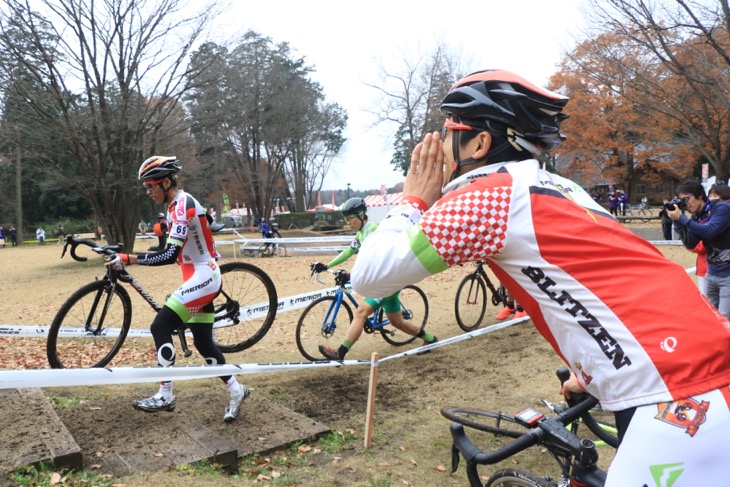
[449,393,598,469]
[313,268,350,287]
[61,234,123,262]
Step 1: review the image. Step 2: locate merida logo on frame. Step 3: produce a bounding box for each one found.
[649,462,683,487]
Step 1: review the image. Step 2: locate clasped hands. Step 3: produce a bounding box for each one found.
[403,131,446,210]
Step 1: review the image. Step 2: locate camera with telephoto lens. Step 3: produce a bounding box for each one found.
[664,197,685,211]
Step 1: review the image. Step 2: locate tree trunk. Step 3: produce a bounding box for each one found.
[15,143,23,243]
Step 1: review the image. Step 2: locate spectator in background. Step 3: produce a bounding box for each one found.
[0,225,5,248]
[709,183,730,202]
[618,189,628,216]
[693,184,730,295]
[658,199,674,240]
[8,225,17,247]
[36,227,45,245]
[55,225,65,245]
[669,180,730,318]
[152,213,168,251]
[608,191,618,216]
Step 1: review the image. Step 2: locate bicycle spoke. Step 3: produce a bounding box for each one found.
[296,296,352,361]
[213,262,277,352]
[47,281,131,368]
[455,275,487,331]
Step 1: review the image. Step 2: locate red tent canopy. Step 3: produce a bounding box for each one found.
[363,192,403,207]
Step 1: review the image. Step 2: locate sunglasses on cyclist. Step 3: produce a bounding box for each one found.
[440,118,477,138]
[142,180,164,191]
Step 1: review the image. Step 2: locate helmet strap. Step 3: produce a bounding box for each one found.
[449,131,489,182]
[161,178,174,204]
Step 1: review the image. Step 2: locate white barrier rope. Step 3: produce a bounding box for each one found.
[0,285,347,338]
[379,315,530,362]
[0,315,528,389]
[0,360,369,389]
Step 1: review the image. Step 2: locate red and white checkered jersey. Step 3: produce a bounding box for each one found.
[352,159,730,411]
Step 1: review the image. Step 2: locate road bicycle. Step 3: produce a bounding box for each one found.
[442,368,618,486]
[46,235,278,369]
[624,198,653,222]
[454,261,509,332]
[258,241,287,257]
[295,269,429,361]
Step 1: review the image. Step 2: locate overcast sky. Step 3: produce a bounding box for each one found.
[209,0,588,192]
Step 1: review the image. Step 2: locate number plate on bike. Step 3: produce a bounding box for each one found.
[515,407,544,427]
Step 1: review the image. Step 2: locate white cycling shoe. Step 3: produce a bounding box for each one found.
[224,385,250,423]
[133,393,176,413]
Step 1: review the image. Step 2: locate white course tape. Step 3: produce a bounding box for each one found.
[233,236,353,244]
[0,360,370,389]
[0,285,348,338]
[0,325,150,338]
[380,315,529,362]
[0,317,525,389]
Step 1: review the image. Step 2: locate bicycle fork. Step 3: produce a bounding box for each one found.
[321,299,344,337]
[86,281,117,335]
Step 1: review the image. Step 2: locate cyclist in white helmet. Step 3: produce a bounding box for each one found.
[106,156,249,422]
[352,69,730,485]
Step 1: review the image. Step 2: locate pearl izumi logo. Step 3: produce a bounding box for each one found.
[649,462,683,487]
[660,337,677,353]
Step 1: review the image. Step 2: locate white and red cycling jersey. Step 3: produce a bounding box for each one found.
[166,190,218,271]
[138,190,220,318]
[352,159,730,411]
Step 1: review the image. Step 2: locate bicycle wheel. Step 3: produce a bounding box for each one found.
[440,407,524,438]
[257,244,269,257]
[485,468,556,487]
[46,280,132,369]
[213,262,278,353]
[380,285,429,346]
[639,209,652,222]
[275,244,287,257]
[455,274,487,331]
[296,296,353,361]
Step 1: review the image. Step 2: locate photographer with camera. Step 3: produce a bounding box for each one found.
[658,199,674,240]
[668,180,730,318]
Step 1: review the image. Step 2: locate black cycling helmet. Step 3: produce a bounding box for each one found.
[341,197,367,218]
[157,212,165,219]
[138,156,181,182]
[441,70,569,178]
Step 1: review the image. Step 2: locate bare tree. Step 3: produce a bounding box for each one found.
[579,0,730,180]
[0,0,219,247]
[187,32,346,218]
[365,41,468,175]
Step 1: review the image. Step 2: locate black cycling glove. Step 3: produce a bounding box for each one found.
[310,262,328,275]
[335,271,350,287]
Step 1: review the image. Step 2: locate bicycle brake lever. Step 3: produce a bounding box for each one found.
[450,443,460,473]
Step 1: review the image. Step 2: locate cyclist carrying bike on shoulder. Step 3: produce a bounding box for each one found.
[310,197,438,360]
[105,156,249,422]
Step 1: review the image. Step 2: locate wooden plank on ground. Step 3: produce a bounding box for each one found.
[0,388,82,472]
